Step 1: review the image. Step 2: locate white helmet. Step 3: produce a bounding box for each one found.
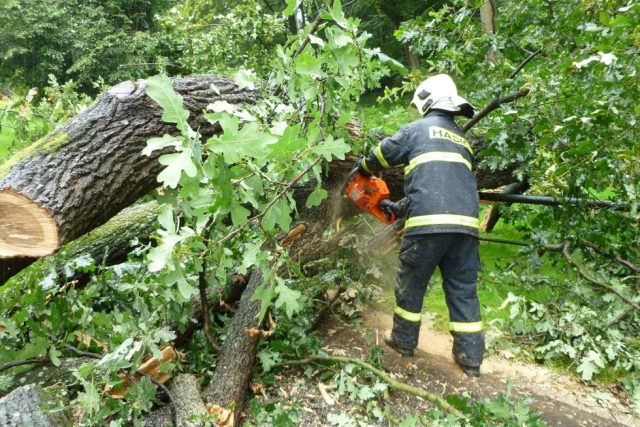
[411,74,475,118]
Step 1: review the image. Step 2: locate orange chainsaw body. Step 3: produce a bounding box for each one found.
[344,172,395,224]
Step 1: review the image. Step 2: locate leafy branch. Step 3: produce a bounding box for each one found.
[462,88,530,132]
[61,342,178,427]
[215,156,323,246]
[0,357,49,373]
[275,354,465,419]
[541,242,640,323]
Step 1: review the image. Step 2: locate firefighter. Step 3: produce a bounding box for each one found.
[357,74,483,377]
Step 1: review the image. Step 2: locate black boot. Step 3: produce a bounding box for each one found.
[458,363,480,377]
[383,330,414,357]
[453,353,481,377]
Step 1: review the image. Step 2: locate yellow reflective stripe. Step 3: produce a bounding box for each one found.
[450,321,483,333]
[405,214,479,229]
[404,151,471,175]
[361,157,372,173]
[429,126,473,154]
[394,305,422,322]
[374,145,391,169]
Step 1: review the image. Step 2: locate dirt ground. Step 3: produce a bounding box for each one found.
[263,311,640,427]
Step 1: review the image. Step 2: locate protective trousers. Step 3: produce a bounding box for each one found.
[391,233,484,367]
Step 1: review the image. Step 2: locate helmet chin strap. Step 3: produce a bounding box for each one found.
[420,99,434,115]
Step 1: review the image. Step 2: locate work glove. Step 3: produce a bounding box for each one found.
[379,199,399,222]
[379,198,408,221]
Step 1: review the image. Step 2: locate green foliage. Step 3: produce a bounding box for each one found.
[500,287,640,408]
[143,0,392,327]
[0,252,186,423]
[160,0,287,75]
[0,76,92,163]
[246,399,301,427]
[0,0,178,92]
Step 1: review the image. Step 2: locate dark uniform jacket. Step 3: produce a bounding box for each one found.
[361,110,479,237]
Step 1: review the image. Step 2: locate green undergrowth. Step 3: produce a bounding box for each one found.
[0,78,92,167]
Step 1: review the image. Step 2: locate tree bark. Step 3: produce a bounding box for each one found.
[0,75,258,258]
[0,384,71,426]
[480,0,498,64]
[143,374,208,427]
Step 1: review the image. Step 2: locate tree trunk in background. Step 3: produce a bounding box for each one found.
[404,45,420,70]
[0,75,258,259]
[480,0,498,64]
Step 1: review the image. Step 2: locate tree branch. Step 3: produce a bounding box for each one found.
[292,0,335,60]
[543,242,640,311]
[509,48,543,79]
[580,239,639,274]
[606,304,639,329]
[199,225,222,352]
[274,355,465,419]
[0,357,49,373]
[216,156,322,245]
[463,88,530,132]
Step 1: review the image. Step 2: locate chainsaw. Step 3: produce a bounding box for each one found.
[343,170,396,224]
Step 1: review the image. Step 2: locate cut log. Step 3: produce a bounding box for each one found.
[202,270,263,425]
[0,191,58,257]
[0,75,258,258]
[1,201,160,286]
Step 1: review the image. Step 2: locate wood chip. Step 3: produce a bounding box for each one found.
[105,346,176,398]
[206,403,235,427]
[318,383,336,406]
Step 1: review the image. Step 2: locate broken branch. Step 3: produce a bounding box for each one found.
[275,355,466,419]
[463,88,530,132]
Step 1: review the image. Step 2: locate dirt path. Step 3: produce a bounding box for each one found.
[315,311,639,426]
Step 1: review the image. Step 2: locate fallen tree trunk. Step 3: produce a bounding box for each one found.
[0,75,521,287]
[143,374,208,427]
[1,201,160,287]
[0,75,258,259]
[0,384,71,426]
